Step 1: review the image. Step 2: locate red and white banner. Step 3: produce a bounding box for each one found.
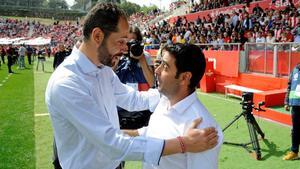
[169,0,300,23]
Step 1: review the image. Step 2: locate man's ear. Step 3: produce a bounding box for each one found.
[181,72,192,86]
[91,27,104,46]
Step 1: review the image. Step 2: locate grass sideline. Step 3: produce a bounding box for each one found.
[0,62,35,168]
[0,57,299,168]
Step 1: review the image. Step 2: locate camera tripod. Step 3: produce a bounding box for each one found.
[222,92,265,160]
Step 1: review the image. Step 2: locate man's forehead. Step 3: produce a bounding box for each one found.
[116,17,129,37]
[162,51,174,62]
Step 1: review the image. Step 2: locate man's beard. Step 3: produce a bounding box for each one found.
[97,44,113,67]
[97,44,123,67]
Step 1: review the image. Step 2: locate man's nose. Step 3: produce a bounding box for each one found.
[155,64,162,75]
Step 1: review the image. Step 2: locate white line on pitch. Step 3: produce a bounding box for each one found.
[197,91,239,104]
[35,113,49,117]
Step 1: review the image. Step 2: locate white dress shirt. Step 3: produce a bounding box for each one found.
[45,49,164,169]
[139,92,223,169]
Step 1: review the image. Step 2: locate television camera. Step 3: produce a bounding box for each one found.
[223,92,265,160]
[125,39,144,58]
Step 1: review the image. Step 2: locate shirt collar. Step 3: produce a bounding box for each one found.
[169,91,198,115]
[73,49,103,74]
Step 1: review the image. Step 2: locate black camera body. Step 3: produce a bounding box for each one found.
[241,92,254,111]
[126,39,144,58]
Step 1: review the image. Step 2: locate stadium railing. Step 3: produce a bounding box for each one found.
[193,42,300,78]
[143,42,300,78]
[245,42,300,77]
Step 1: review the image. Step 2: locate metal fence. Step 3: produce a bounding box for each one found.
[195,43,241,51]
[244,42,300,77]
[145,42,300,77]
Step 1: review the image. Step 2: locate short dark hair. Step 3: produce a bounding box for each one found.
[82,3,127,41]
[129,26,143,41]
[162,43,206,92]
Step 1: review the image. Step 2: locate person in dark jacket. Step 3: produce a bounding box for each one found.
[26,45,33,65]
[283,63,300,160]
[53,44,68,70]
[7,44,14,73]
[115,26,155,130]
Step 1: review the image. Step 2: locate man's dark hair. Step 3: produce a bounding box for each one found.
[129,26,143,41]
[162,43,206,93]
[82,3,127,41]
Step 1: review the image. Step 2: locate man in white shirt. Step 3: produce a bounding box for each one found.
[18,44,26,69]
[124,44,223,169]
[45,3,218,169]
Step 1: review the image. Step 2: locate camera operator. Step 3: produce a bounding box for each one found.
[115,26,155,130]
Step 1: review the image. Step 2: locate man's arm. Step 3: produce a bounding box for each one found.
[163,118,218,155]
[122,129,139,137]
[122,118,218,155]
[285,69,293,111]
[138,53,155,87]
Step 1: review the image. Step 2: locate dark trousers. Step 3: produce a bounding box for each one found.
[27,54,32,65]
[116,162,125,169]
[291,106,300,153]
[7,56,13,73]
[52,139,62,169]
[1,55,4,63]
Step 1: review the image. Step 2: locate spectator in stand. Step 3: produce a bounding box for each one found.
[217,33,225,50]
[285,27,294,42]
[231,11,240,29]
[252,3,264,15]
[223,32,231,50]
[53,44,68,70]
[255,31,266,50]
[255,31,266,43]
[291,23,300,50]
[266,30,274,42]
[242,13,253,30]
[266,30,276,50]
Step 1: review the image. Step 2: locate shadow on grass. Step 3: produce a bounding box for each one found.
[44,70,53,74]
[35,70,53,74]
[260,139,289,160]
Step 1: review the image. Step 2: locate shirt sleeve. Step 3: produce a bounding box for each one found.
[186,125,223,169]
[48,75,164,165]
[112,71,160,112]
[138,126,148,136]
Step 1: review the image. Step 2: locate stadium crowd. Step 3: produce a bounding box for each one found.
[0,18,30,38]
[1,1,300,72]
[190,0,255,13]
[141,2,300,50]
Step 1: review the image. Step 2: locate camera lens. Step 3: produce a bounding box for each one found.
[127,40,144,57]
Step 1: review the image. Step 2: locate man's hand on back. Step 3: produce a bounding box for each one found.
[183,118,218,152]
